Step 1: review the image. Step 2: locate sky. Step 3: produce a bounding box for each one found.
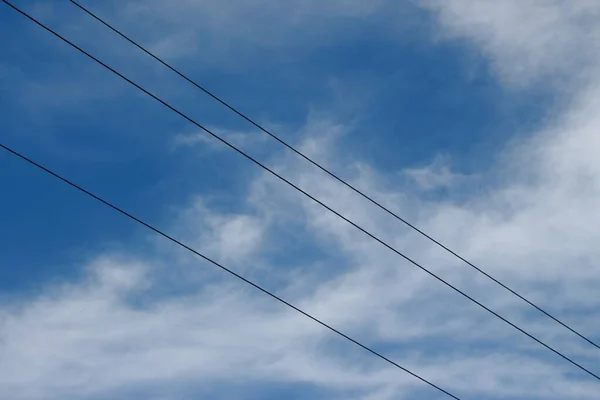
[0,0,599,399]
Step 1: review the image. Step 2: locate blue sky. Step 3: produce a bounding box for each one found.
[1,1,599,399]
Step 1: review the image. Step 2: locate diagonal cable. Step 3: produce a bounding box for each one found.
[0,141,461,400]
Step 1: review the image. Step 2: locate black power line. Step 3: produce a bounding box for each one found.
[0,141,462,400]
[3,0,599,382]
[64,0,600,353]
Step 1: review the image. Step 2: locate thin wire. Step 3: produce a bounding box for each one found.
[65,0,600,352]
[0,142,461,400]
[3,0,599,382]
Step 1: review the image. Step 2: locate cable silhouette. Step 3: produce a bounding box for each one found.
[65,0,600,352]
[3,0,599,382]
[0,143,460,400]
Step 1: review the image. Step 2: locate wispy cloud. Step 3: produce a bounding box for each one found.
[3,106,600,398]
[172,127,269,151]
[420,0,600,88]
[402,154,471,191]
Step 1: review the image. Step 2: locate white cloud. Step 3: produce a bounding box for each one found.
[4,103,600,398]
[177,198,267,266]
[402,154,470,190]
[172,127,269,152]
[419,0,600,88]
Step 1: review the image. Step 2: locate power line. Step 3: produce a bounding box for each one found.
[3,0,599,382]
[0,141,461,400]
[64,0,600,353]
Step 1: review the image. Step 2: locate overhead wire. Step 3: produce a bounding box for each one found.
[63,0,600,353]
[0,141,461,400]
[2,0,599,382]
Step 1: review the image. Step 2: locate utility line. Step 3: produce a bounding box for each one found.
[0,142,461,400]
[3,0,599,382]
[64,0,600,352]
